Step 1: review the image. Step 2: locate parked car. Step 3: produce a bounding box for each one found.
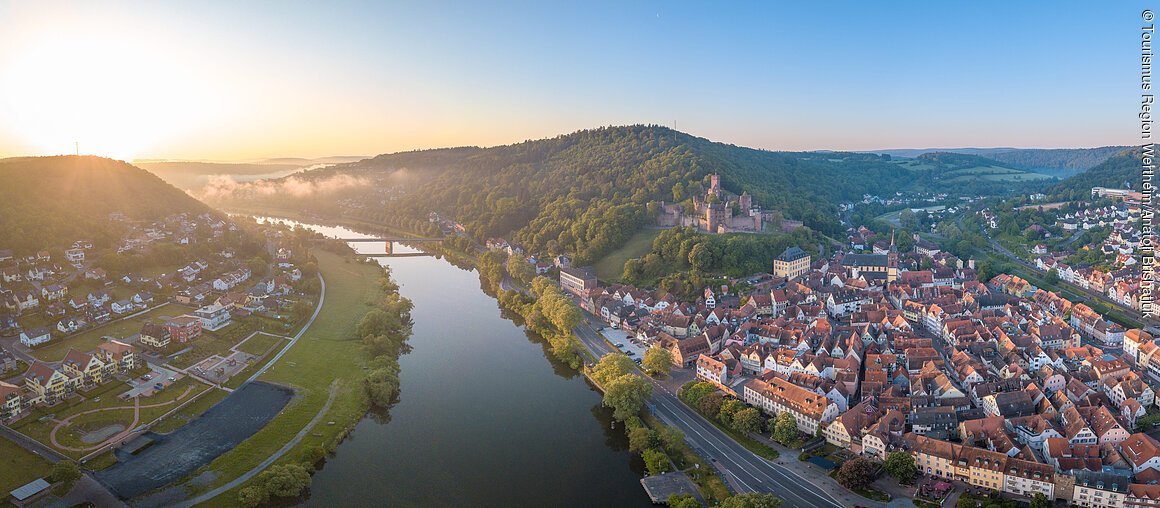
[154,383,164,390]
[141,374,152,381]
[615,343,624,347]
[168,376,176,382]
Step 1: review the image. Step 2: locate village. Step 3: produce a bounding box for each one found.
[0,211,315,471]
[546,224,1160,507]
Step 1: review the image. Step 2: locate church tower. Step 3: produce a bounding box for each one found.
[887,230,900,282]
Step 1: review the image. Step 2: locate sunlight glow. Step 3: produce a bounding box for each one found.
[0,33,217,161]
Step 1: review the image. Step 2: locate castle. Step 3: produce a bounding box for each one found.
[657,173,771,234]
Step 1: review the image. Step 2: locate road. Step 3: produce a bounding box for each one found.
[243,273,326,385]
[572,322,852,508]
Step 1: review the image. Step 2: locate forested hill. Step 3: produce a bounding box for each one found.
[985,146,1128,175]
[223,125,916,261]
[0,156,212,253]
[1044,148,1143,199]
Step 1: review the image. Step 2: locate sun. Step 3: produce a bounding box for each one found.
[0,34,212,160]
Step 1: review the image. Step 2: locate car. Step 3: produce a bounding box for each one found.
[153,383,164,390]
[595,326,604,331]
[615,343,624,348]
[626,351,634,356]
[141,374,152,381]
[168,376,176,382]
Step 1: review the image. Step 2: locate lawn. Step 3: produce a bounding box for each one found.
[168,316,286,369]
[150,388,230,434]
[181,251,384,505]
[31,303,188,362]
[235,332,286,356]
[0,437,52,495]
[592,228,662,282]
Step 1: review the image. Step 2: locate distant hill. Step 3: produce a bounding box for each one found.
[136,161,308,191]
[206,126,976,263]
[885,152,1055,189]
[868,146,1128,178]
[0,156,212,254]
[1044,148,1142,199]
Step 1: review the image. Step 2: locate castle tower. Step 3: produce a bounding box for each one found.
[706,202,726,233]
[709,173,722,196]
[739,191,752,212]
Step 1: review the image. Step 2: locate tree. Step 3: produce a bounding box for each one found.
[255,463,312,499]
[717,399,745,427]
[884,451,917,483]
[602,373,652,421]
[680,381,718,407]
[672,182,686,202]
[667,494,701,508]
[247,256,268,277]
[658,425,685,450]
[290,299,314,321]
[643,448,671,475]
[50,460,82,491]
[642,347,673,376]
[628,426,659,453]
[699,392,725,418]
[731,407,762,435]
[505,254,535,287]
[771,411,798,445]
[238,485,270,508]
[1045,268,1060,284]
[899,209,918,230]
[718,493,784,508]
[591,353,635,386]
[1030,492,1049,508]
[835,457,878,490]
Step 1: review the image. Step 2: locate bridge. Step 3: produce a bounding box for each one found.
[309,236,443,256]
[326,237,443,243]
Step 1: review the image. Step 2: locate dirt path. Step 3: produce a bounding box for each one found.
[49,385,196,452]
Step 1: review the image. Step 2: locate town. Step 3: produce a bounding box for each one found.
[0,209,317,503]
[537,222,1160,507]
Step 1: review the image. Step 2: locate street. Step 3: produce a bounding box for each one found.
[572,321,854,508]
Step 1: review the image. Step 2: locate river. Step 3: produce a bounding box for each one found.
[255,218,653,507]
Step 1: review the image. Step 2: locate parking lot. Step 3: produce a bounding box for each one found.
[122,364,184,399]
[599,327,648,359]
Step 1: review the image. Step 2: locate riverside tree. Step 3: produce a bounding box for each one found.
[602,373,652,421]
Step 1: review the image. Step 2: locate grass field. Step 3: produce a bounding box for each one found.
[150,388,230,434]
[183,251,383,505]
[168,316,289,369]
[592,228,662,282]
[235,333,285,356]
[31,303,187,362]
[0,437,52,495]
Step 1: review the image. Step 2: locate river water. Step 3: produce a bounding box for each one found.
[255,218,652,507]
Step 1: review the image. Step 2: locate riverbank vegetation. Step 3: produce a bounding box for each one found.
[678,381,779,460]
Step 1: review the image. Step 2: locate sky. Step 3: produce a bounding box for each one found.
[0,1,1149,160]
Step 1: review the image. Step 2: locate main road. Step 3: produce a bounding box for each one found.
[572,321,852,508]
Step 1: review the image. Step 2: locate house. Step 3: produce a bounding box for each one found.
[55,318,82,334]
[165,316,203,343]
[110,299,135,314]
[1120,433,1160,474]
[23,362,75,404]
[0,381,24,419]
[19,328,51,347]
[96,341,137,372]
[59,350,109,387]
[191,303,231,331]
[138,322,170,349]
[743,377,840,435]
[559,266,597,297]
[773,246,811,280]
[64,248,85,263]
[41,284,66,301]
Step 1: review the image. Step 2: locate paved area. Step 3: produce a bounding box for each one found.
[94,381,294,499]
[641,472,701,504]
[123,364,183,399]
[189,351,254,384]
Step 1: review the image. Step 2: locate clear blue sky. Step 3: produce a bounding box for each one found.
[0,1,1147,158]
